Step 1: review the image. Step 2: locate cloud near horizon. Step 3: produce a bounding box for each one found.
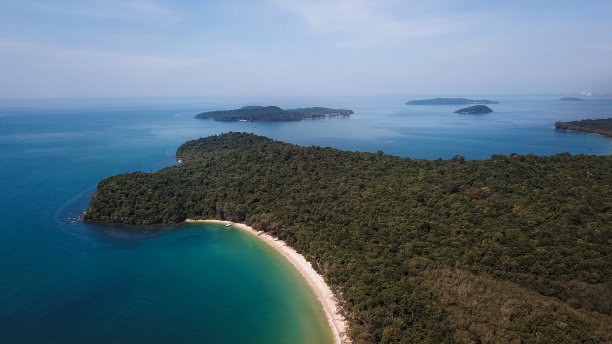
[0,0,611,97]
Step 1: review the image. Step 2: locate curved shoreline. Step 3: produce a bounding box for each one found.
[185,219,349,344]
[554,127,612,138]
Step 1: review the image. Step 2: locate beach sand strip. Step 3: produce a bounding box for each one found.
[185,219,349,344]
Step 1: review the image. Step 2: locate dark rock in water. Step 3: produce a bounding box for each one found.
[454,105,493,114]
[406,98,498,105]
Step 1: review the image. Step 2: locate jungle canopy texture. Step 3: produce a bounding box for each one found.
[85,132,611,343]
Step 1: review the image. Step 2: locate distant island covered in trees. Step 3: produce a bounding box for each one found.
[406,98,498,105]
[560,97,583,101]
[85,133,611,343]
[555,118,612,137]
[195,106,354,122]
[454,105,493,114]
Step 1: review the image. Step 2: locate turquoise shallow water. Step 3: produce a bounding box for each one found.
[0,95,610,343]
[1,223,332,343]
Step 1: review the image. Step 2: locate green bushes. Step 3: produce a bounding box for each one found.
[85,133,612,343]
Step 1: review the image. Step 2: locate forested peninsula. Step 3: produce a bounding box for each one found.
[555,118,612,138]
[406,98,498,105]
[195,106,353,122]
[85,133,611,343]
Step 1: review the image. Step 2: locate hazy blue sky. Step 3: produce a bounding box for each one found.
[1,0,611,97]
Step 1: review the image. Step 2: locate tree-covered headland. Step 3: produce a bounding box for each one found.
[85,133,611,343]
[555,118,612,138]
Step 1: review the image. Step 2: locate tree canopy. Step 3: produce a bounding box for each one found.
[195,106,354,122]
[555,118,612,138]
[85,132,612,343]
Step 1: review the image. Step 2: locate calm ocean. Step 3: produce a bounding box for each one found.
[0,95,610,343]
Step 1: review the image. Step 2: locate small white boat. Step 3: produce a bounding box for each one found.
[225,223,233,227]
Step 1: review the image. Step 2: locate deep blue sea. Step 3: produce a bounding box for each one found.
[0,95,610,343]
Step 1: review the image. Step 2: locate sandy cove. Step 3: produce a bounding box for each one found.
[185,219,349,344]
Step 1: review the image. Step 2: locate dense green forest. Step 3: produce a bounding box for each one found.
[406,98,498,105]
[195,106,354,122]
[85,133,611,343]
[555,118,612,138]
[454,105,493,114]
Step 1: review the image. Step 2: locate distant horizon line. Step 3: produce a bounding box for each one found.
[2,93,611,101]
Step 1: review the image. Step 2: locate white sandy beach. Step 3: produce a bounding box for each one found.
[185,219,349,344]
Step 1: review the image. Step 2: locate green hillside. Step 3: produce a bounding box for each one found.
[85,132,612,343]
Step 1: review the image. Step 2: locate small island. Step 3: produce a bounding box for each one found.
[406,98,498,105]
[555,118,612,137]
[195,106,353,122]
[454,105,493,114]
[560,97,583,101]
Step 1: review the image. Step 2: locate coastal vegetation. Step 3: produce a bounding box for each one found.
[555,118,612,138]
[195,106,354,122]
[406,98,498,105]
[85,133,612,343]
[454,105,493,114]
